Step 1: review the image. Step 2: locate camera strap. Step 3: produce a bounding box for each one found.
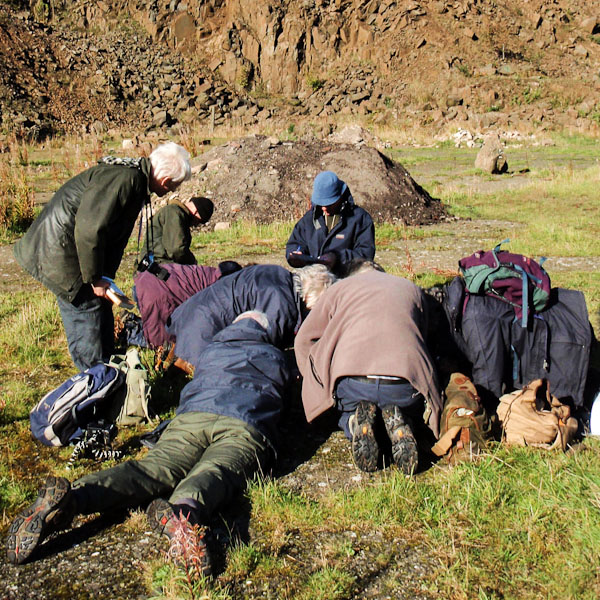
[135,200,154,268]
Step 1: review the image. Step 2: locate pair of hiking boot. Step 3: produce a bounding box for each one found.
[349,402,418,474]
[6,476,211,576]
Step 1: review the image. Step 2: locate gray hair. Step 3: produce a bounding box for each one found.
[233,310,270,330]
[295,264,337,309]
[149,142,192,184]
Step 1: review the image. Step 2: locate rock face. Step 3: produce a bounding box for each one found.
[124,0,600,129]
[171,136,447,226]
[1,0,600,137]
[475,134,508,174]
[0,4,265,138]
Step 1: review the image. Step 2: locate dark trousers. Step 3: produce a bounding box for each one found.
[335,376,423,439]
[71,412,271,523]
[56,285,114,371]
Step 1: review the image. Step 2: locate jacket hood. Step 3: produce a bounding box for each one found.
[212,317,274,345]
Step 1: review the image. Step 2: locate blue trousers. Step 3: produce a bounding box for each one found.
[335,376,423,439]
[56,285,114,371]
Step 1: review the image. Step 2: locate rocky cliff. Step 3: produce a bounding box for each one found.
[1,0,599,139]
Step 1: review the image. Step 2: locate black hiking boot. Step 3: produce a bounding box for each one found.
[6,476,73,565]
[349,401,379,472]
[382,405,419,475]
[147,499,212,576]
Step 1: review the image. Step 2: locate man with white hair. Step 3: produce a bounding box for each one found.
[14,142,191,370]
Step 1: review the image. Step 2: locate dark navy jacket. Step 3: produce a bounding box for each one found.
[167,264,302,368]
[177,318,291,450]
[443,277,592,408]
[285,195,375,266]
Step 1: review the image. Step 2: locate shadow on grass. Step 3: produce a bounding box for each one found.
[206,364,339,574]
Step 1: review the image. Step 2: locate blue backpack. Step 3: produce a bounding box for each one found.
[30,364,125,447]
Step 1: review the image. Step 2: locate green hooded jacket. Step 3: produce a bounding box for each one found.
[141,200,197,265]
[14,158,151,302]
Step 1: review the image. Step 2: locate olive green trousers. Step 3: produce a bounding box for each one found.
[72,412,270,522]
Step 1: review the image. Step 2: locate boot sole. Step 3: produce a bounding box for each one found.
[6,476,71,565]
[382,406,419,475]
[146,498,175,539]
[351,401,379,472]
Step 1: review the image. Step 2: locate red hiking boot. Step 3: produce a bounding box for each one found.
[146,498,212,576]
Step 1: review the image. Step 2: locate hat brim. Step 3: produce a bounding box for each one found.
[311,182,348,206]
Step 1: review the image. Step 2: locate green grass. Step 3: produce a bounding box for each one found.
[229,443,600,600]
[1,133,599,598]
[440,165,600,258]
[192,221,292,262]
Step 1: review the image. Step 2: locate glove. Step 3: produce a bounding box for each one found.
[317,252,337,269]
[288,253,317,268]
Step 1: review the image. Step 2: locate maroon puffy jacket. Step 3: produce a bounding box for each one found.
[134,263,220,348]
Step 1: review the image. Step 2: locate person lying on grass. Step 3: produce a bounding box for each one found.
[6,311,290,574]
[126,259,242,349]
[166,263,337,372]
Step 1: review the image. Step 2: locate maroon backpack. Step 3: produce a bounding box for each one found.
[458,240,551,327]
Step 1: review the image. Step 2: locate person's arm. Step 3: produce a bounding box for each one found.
[286,215,313,266]
[162,207,196,264]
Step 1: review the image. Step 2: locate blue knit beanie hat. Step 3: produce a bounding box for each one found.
[311,171,348,206]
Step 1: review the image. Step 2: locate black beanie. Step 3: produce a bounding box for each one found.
[218,261,243,277]
[190,197,214,223]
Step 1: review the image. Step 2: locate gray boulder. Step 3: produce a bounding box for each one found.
[475,134,508,174]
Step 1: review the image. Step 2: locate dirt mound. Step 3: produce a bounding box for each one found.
[175,136,446,225]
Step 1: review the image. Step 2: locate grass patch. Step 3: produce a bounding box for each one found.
[240,443,600,600]
[192,221,292,262]
[375,223,446,248]
[440,165,600,258]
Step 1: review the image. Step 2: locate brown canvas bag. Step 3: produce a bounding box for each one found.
[432,373,493,463]
[496,379,577,450]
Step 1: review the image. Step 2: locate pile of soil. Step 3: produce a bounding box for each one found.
[176,135,447,225]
